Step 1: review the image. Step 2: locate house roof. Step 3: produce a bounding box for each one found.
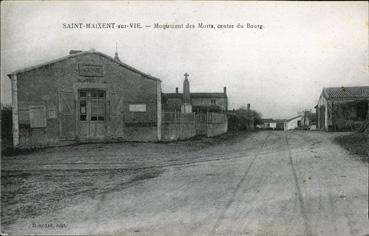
[261,119,274,123]
[261,118,286,123]
[285,115,302,122]
[7,49,161,81]
[322,86,369,100]
[163,92,227,99]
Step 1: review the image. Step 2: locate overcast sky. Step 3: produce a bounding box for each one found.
[1,1,368,118]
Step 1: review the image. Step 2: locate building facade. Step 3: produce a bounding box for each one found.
[162,74,228,113]
[284,115,302,131]
[316,86,369,131]
[9,50,162,147]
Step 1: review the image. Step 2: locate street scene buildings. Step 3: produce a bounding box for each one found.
[3,47,368,236]
[1,2,369,236]
[7,50,228,147]
[316,86,369,131]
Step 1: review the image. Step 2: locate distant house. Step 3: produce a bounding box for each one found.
[162,74,228,113]
[316,86,369,131]
[275,119,287,130]
[259,118,285,130]
[260,119,274,129]
[284,115,302,131]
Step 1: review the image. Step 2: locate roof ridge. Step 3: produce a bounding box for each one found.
[324,86,369,89]
[322,86,369,99]
[7,50,160,81]
[286,115,302,121]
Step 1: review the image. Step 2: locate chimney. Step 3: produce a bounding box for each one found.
[224,86,227,95]
[176,87,178,94]
[69,50,82,55]
[247,104,250,111]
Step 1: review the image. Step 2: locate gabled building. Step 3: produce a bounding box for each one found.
[260,119,276,129]
[284,115,302,131]
[8,49,162,147]
[260,118,287,130]
[316,86,369,131]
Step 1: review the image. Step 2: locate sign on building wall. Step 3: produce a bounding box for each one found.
[129,104,147,112]
[48,107,57,119]
[78,64,104,77]
[29,105,47,128]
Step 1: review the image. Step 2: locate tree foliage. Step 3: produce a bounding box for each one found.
[228,106,263,131]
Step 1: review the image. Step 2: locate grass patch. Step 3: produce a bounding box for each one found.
[334,133,369,163]
[1,168,164,227]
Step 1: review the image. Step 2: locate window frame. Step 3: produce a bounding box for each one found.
[78,89,106,122]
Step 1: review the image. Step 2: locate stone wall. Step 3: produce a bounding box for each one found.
[206,113,228,137]
[161,112,196,141]
[161,112,228,141]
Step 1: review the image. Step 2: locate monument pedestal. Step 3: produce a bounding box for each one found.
[181,103,192,113]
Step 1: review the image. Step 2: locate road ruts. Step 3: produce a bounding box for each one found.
[208,132,272,236]
[285,132,313,236]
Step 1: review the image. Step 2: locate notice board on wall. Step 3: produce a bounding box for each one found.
[129,104,147,112]
[29,105,47,128]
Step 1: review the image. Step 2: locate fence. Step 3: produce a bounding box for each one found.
[161,112,227,141]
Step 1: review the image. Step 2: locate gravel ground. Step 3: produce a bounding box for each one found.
[1,130,369,236]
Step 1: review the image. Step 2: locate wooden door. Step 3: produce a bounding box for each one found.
[110,92,124,137]
[59,91,76,139]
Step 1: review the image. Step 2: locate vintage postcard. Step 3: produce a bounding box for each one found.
[1,1,368,235]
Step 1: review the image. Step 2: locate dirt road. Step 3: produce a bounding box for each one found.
[2,131,369,235]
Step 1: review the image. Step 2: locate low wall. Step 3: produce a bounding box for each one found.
[16,124,158,148]
[124,126,158,141]
[207,119,228,137]
[161,112,196,141]
[161,123,196,141]
[206,113,228,137]
[161,112,228,141]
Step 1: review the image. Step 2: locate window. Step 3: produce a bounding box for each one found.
[211,99,216,105]
[79,90,105,121]
[80,100,87,121]
[98,91,105,98]
[91,99,105,121]
[79,91,87,98]
[29,105,47,128]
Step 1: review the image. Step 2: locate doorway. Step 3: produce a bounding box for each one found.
[78,89,106,138]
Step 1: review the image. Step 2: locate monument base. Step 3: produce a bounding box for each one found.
[181,103,192,113]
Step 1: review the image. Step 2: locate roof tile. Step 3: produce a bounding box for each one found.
[323,86,369,99]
